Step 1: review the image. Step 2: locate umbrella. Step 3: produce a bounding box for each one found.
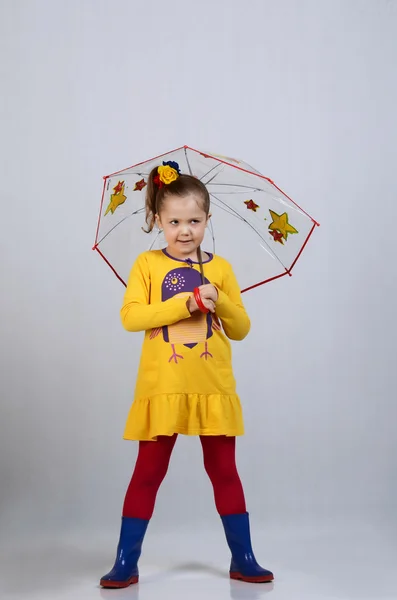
[93,145,319,293]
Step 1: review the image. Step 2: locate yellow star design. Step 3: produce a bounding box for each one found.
[104,184,127,215]
[268,210,298,240]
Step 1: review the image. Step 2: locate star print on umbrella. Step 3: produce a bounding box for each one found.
[244,199,260,212]
[269,230,285,244]
[105,181,127,215]
[113,181,124,193]
[134,178,147,191]
[268,210,298,243]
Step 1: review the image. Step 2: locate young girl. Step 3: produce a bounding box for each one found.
[100,161,274,588]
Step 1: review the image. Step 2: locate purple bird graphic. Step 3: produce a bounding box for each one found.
[150,266,221,364]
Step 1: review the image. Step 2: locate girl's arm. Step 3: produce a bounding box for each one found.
[120,253,191,332]
[215,262,251,341]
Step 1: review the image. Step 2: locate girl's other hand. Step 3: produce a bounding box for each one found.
[202,298,216,313]
[198,284,218,303]
[187,296,216,314]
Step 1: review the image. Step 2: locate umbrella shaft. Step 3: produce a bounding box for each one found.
[197,246,205,285]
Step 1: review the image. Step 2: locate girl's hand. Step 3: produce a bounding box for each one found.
[187,295,216,314]
[198,284,218,303]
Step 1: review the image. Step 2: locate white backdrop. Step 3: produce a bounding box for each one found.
[1,0,396,553]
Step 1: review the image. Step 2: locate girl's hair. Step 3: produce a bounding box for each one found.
[144,166,210,233]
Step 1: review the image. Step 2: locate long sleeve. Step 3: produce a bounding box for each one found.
[215,261,251,341]
[120,253,191,332]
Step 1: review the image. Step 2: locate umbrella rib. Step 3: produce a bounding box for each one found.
[210,200,245,220]
[96,208,145,245]
[207,218,216,253]
[239,161,261,174]
[210,194,289,271]
[148,229,162,250]
[199,162,262,188]
[200,163,222,185]
[208,191,264,195]
[184,147,193,175]
[110,171,150,180]
[208,183,266,193]
[199,162,223,182]
[210,184,312,215]
[201,167,264,190]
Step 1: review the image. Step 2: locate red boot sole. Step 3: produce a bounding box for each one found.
[230,571,274,583]
[100,576,139,588]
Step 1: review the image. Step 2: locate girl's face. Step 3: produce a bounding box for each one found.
[156,193,209,260]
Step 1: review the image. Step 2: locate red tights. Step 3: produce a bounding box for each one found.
[122,435,246,520]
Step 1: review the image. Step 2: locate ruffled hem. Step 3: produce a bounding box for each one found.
[123,393,245,441]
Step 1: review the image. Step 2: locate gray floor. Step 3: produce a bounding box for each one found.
[0,521,396,600]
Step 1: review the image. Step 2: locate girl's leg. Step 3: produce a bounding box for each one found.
[101,434,178,589]
[123,434,178,520]
[200,435,273,583]
[199,435,246,515]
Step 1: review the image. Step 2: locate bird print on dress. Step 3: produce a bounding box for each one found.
[149,265,221,364]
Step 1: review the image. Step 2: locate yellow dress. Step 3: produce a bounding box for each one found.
[121,249,250,441]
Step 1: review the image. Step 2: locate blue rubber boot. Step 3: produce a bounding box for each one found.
[100,517,149,588]
[221,513,274,583]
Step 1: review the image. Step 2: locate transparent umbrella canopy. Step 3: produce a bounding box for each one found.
[93,145,319,292]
